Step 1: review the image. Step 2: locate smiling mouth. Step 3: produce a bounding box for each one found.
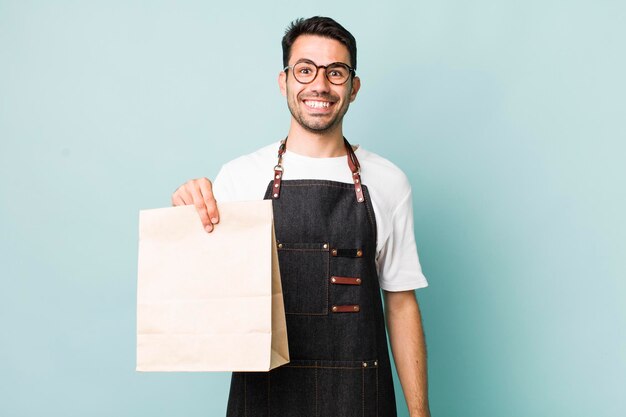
[303,100,335,109]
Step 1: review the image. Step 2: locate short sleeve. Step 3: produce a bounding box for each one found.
[376,189,428,292]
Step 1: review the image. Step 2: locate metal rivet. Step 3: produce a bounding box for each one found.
[356,187,361,192]
[356,278,362,284]
[323,243,328,249]
[332,306,338,312]
[331,277,336,283]
[374,361,378,366]
[332,249,337,256]
[355,179,360,183]
[275,174,281,179]
[362,362,367,367]
[354,306,360,311]
[278,243,283,248]
[274,183,279,188]
[273,193,278,198]
[356,250,363,257]
[358,197,364,202]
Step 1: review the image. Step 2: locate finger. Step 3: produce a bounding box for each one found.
[199,178,219,224]
[171,194,185,206]
[188,182,214,232]
[172,186,193,206]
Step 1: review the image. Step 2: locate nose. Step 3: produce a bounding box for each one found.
[308,67,331,93]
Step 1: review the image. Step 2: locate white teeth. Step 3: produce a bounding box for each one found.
[304,100,331,108]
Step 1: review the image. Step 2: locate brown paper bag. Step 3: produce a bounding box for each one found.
[136,200,289,372]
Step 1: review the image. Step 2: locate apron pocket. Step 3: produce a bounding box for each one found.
[317,359,379,417]
[269,363,316,416]
[269,359,379,417]
[277,242,329,315]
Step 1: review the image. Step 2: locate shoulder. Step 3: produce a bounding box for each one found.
[220,142,279,172]
[357,146,412,202]
[213,142,279,202]
[356,146,414,252]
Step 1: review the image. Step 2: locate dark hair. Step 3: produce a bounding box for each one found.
[282,16,357,71]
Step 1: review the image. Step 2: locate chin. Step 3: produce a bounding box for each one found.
[302,121,339,134]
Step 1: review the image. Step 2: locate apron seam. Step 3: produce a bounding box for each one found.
[285,312,328,316]
[376,365,379,417]
[281,183,355,189]
[267,372,271,417]
[326,252,330,315]
[362,366,365,417]
[315,363,319,417]
[282,365,373,369]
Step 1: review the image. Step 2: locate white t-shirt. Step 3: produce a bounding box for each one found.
[212,141,428,292]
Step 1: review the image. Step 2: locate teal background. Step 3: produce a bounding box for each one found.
[1,0,624,416]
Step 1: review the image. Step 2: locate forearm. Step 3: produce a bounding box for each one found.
[384,290,430,417]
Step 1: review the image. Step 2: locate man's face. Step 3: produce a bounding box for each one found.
[279,35,361,134]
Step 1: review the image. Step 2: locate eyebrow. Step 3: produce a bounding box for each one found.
[293,58,350,67]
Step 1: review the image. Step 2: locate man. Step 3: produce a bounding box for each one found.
[172,16,430,417]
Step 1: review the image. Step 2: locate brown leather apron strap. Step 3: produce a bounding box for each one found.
[272,137,365,203]
[271,138,287,199]
[344,137,365,203]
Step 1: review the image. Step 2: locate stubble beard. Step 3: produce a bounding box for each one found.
[286,88,350,134]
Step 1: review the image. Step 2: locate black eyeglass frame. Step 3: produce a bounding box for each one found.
[283,59,356,85]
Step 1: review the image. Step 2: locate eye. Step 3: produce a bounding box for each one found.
[293,62,316,78]
[327,65,348,79]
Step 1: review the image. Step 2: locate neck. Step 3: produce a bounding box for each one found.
[285,119,346,158]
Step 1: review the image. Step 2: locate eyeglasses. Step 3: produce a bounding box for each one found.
[283,59,355,85]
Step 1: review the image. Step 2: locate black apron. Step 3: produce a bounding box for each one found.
[226,138,397,417]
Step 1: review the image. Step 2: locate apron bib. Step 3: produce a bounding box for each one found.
[226,139,397,417]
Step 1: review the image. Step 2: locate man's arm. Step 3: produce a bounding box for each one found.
[384,290,431,417]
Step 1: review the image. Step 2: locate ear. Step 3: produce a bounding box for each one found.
[349,76,361,103]
[278,71,287,97]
